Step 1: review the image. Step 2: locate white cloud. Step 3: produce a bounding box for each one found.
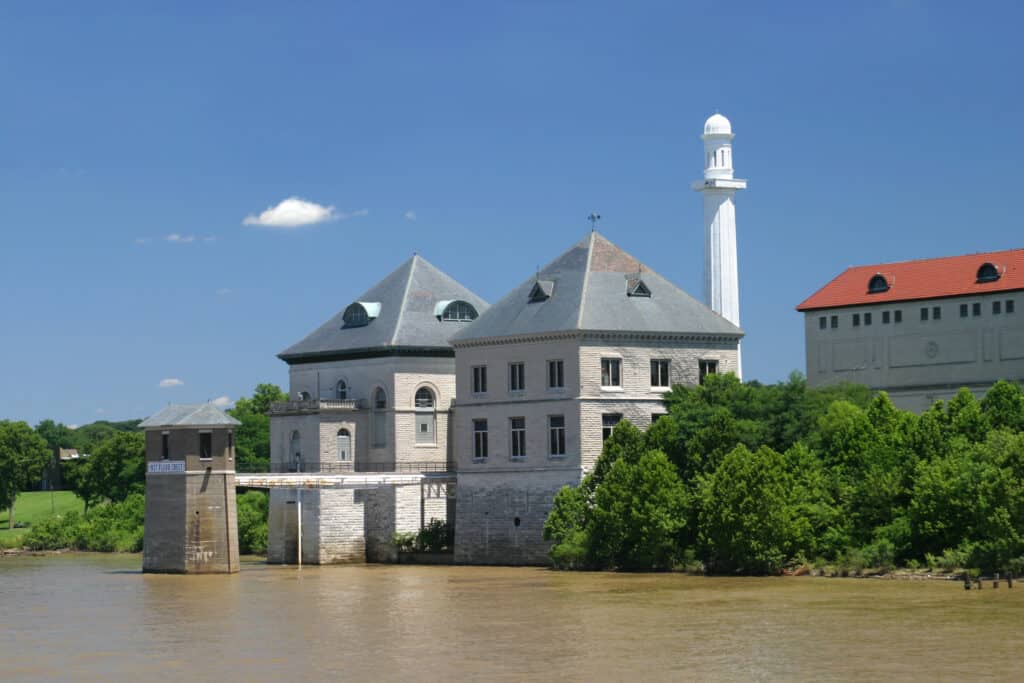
[211,396,232,408]
[165,233,196,243]
[243,196,342,228]
[159,378,184,388]
[404,210,417,221]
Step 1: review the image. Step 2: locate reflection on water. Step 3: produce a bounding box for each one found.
[1,553,1021,681]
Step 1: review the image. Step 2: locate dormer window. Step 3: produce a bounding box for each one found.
[627,278,651,297]
[342,301,381,328]
[529,280,554,303]
[867,274,890,293]
[435,300,478,322]
[977,262,1001,283]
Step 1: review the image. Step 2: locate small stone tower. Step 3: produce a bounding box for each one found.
[139,404,241,573]
[693,112,747,377]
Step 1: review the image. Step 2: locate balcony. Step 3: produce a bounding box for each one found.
[268,399,363,415]
[237,460,451,474]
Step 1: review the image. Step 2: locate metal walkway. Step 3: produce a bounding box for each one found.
[236,471,455,490]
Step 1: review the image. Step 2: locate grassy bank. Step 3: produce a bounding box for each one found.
[0,491,85,547]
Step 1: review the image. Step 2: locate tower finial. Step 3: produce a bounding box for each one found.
[588,212,601,231]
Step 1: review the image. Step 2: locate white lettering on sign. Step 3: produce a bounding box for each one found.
[148,461,185,474]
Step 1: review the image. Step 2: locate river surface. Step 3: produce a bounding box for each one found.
[1,554,1022,682]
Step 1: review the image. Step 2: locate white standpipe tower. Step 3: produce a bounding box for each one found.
[692,113,746,378]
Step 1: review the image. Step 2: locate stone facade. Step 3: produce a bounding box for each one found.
[803,292,1024,411]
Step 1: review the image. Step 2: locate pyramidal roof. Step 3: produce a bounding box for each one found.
[279,254,488,363]
[139,404,241,429]
[452,231,743,343]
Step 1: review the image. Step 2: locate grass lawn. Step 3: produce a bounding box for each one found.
[0,491,85,547]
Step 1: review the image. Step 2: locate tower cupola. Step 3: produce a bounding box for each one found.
[702,113,735,180]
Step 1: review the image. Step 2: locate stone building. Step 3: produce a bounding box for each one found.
[450,231,742,564]
[267,254,487,563]
[797,248,1024,411]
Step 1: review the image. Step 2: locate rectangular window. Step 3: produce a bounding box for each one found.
[932,306,941,320]
[1008,300,1016,314]
[819,316,826,330]
[993,301,1002,315]
[960,303,969,318]
[894,310,902,323]
[699,359,718,385]
[548,415,566,456]
[161,432,170,460]
[473,419,488,459]
[650,359,670,387]
[973,302,982,317]
[830,315,838,329]
[199,432,212,460]
[651,413,666,424]
[852,313,860,327]
[920,307,929,321]
[601,358,621,387]
[509,362,526,392]
[416,413,435,444]
[882,311,890,324]
[602,413,622,441]
[510,417,526,458]
[472,365,487,393]
[547,359,564,389]
[864,312,872,326]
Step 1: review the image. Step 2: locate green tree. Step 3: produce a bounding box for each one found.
[34,419,75,454]
[0,421,52,528]
[66,432,145,515]
[698,444,809,574]
[981,381,1024,433]
[229,383,287,471]
[237,490,269,555]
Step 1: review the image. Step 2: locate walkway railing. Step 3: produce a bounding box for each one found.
[237,460,451,474]
[268,399,363,414]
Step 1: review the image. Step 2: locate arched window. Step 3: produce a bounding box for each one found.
[415,387,435,408]
[336,429,351,462]
[372,388,387,448]
[439,300,478,322]
[297,390,312,401]
[414,387,436,445]
[336,380,348,400]
[868,274,890,293]
[289,431,302,470]
[977,262,1000,283]
[342,302,380,328]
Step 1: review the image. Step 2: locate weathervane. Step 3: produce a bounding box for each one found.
[588,212,601,231]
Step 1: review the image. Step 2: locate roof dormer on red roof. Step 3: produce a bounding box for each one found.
[796,248,1024,311]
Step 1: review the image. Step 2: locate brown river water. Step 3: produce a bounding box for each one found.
[1,554,1021,682]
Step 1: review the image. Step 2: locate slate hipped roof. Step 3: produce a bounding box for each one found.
[452,231,743,343]
[796,247,1024,311]
[139,404,241,429]
[279,254,489,363]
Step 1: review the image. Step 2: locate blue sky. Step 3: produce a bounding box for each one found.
[2,1,1022,426]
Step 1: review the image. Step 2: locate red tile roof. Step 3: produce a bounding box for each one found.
[796,248,1024,311]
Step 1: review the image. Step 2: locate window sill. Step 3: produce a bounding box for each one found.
[508,390,526,397]
[600,386,624,392]
[509,455,528,461]
[472,457,488,464]
[650,386,670,393]
[414,443,437,448]
[548,454,567,460]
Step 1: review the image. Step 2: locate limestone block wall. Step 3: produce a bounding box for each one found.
[577,338,738,398]
[143,474,186,573]
[579,397,668,472]
[454,468,580,566]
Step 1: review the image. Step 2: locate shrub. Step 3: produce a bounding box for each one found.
[237,491,269,555]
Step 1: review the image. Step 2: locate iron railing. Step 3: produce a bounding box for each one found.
[268,399,363,414]
[237,460,451,474]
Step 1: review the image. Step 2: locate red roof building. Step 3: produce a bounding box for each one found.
[797,248,1024,311]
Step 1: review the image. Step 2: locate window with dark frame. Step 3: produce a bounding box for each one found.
[960,303,969,318]
[852,313,860,327]
[509,362,526,392]
[548,415,566,456]
[819,316,826,330]
[864,312,872,326]
[161,433,169,460]
[699,359,718,385]
[830,315,838,329]
[973,302,982,317]
[473,419,488,459]
[199,432,212,460]
[1008,300,1016,314]
[547,360,564,389]
[651,359,670,387]
[932,306,941,320]
[920,307,929,321]
[602,413,622,441]
[472,365,487,393]
[895,310,902,323]
[882,311,890,324]
[994,301,1002,315]
[601,358,621,387]
[510,417,526,458]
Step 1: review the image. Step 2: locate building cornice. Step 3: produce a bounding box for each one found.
[278,346,454,366]
[452,329,741,349]
[797,287,1024,313]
